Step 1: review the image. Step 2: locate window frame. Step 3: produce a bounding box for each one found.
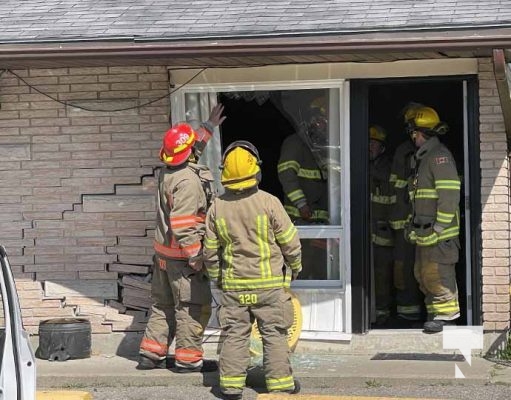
[171,79,351,289]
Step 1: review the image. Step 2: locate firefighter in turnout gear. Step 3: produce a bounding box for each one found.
[405,106,461,333]
[204,141,302,400]
[369,125,396,325]
[278,96,328,280]
[389,103,424,323]
[137,104,225,372]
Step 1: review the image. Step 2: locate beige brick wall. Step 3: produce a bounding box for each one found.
[1,59,510,335]
[0,66,168,333]
[478,58,511,331]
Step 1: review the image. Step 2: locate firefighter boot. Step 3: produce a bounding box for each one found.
[174,359,218,373]
[272,379,301,395]
[136,355,176,370]
[423,319,456,333]
[221,393,242,400]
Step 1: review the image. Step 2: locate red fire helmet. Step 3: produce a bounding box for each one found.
[159,123,197,166]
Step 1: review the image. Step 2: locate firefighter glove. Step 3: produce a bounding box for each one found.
[291,269,301,281]
[188,254,203,271]
[433,223,445,234]
[298,204,312,220]
[403,222,416,244]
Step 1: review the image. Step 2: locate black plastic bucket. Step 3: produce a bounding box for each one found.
[36,318,91,361]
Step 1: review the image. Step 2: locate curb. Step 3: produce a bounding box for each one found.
[257,396,445,400]
[36,391,93,400]
[258,396,445,400]
[36,373,492,390]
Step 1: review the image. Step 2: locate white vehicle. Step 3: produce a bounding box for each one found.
[0,245,36,400]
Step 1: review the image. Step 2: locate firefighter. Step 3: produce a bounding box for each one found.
[204,141,302,400]
[389,103,424,323]
[137,104,225,372]
[278,97,328,280]
[369,125,395,325]
[405,106,461,333]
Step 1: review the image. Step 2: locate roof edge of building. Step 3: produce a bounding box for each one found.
[1,26,511,64]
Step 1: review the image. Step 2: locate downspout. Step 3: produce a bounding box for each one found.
[492,49,511,329]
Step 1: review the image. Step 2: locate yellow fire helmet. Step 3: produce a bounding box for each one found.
[369,124,387,143]
[402,102,424,123]
[310,96,327,116]
[411,106,449,135]
[221,140,262,190]
[413,106,440,129]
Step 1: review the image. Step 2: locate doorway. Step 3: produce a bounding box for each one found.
[350,76,481,333]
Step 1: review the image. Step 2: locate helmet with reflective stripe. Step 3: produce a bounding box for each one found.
[413,106,440,129]
[411,106,449,136]
[159,123,197,166]
[221,140,262,190]
[402,102,425,123]
[402,102,425,135]
[369,124,387,143]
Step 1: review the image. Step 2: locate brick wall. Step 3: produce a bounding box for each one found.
[0,66,169,333]
[478,58,511,331]
[1,60,510,335]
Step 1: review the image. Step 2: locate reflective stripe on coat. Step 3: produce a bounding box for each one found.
[203,187,302,291]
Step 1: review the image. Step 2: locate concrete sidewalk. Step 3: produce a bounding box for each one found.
[36,352,511,390]
[33,329,511,391]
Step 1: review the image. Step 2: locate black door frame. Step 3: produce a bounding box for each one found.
[350,75,481,333]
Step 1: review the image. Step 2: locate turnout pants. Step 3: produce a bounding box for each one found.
[373,244,394,323]
[219,288,295,397]
[139,255,212,369]
[414,240,460,321]
[393,231,423,320]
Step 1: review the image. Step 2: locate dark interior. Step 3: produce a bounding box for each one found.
[368,81,464,172]
[218,92,296,201]
[368,80,467,327]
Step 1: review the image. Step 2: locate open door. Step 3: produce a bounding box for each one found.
[350,76,481,333]
[0,245,36,400]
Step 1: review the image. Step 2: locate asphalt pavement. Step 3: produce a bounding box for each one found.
[36,351,511,399]
[34,328,511,400]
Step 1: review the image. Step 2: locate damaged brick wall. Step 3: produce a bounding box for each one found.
[1,59,510,336]
[0,66,169,333]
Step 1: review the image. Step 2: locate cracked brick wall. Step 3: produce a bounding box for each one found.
[0,66,168,333]
[1,60,510,335]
